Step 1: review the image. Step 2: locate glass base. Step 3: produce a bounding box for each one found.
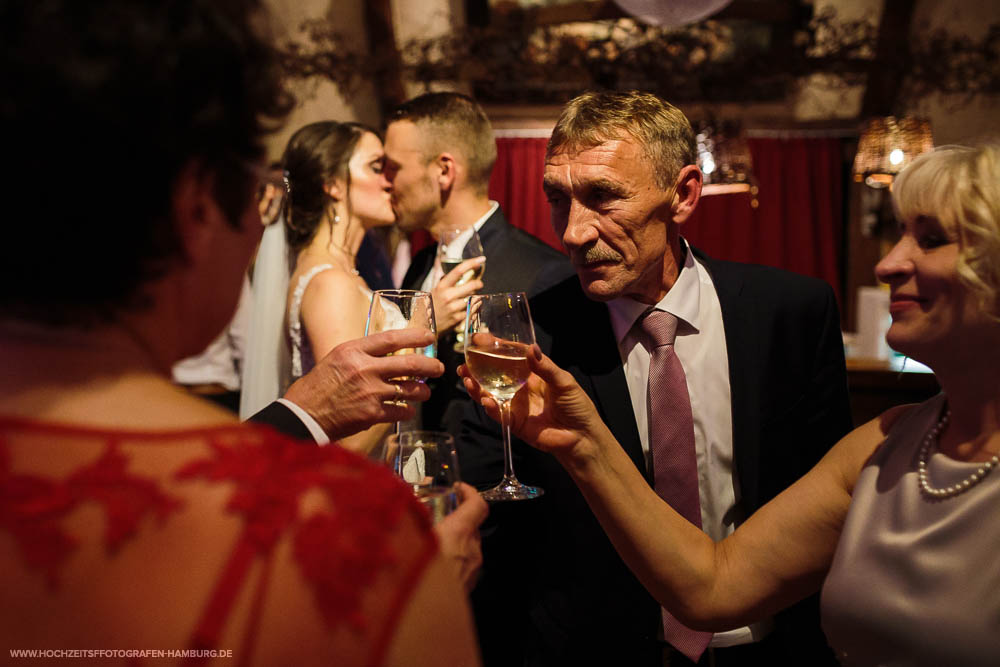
[480,478,544,502]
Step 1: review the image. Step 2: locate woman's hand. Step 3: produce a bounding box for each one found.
[458,345,611,461]
[431,256,485,333]
[433,482,489,592]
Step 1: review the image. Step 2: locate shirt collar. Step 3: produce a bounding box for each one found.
[607,239,702,346]
[473,200,499,231]
[438,201,498,256]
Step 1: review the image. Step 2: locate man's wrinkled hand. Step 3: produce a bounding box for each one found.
[283,329,444,440]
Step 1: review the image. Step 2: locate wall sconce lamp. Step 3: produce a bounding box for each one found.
[853,116,933,236]
[852,116,934,189]
[695,119,758,205]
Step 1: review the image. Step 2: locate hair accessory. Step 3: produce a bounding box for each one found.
[918,405,999,499]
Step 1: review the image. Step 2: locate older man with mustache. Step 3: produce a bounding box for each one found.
[457,91,852,667]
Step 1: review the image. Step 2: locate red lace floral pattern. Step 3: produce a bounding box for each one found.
[0,435,183,588]
[0,419,438,664]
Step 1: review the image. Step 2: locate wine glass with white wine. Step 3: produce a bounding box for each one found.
[365,290,437,434]
[385,430,461,524]
[463,292,542,501]
[437,227,485,352]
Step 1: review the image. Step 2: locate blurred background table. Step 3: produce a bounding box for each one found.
[846,357,940,426]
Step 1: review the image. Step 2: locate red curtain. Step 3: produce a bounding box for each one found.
[748,136,842,303]
[488,137,564,252]
[488,135,844,304]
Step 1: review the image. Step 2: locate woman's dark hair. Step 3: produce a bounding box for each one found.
[0,0,293,325]
[281,122,378,252]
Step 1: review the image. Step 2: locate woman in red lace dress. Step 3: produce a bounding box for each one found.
[0,1,481,665]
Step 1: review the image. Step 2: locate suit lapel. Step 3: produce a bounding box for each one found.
[694,249,762,511]
[533,279,646,477]
[404,207,506,292]
[476,209,508,295]
[402,243,437,290]
[586,329,647,480]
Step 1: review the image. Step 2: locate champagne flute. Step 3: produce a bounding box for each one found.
[365,290,437,432]
[437,227,485,352]
[464,292,543,501]
[385,430,460,523]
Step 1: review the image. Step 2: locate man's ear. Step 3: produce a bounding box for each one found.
[171,160,226,266]
[671,165,703,226]
[435,152,457,192]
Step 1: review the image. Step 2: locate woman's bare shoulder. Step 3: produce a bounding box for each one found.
[826,403,919,493]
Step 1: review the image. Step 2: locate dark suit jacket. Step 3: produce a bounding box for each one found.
[402,207,573,432]
[457,246,853,666]
[247,401,315,441]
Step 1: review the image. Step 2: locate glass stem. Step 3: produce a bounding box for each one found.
[498,398,517,483]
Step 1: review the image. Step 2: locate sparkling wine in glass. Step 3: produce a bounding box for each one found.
[365,290,437,430]
[437,227,485,351]
[438,226,485,285]
[464,292,543,501]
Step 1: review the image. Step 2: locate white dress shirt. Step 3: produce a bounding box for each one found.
[607,240,771,647]
[172,276,251,391]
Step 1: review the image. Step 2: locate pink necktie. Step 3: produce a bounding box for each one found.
[639,309,712,662]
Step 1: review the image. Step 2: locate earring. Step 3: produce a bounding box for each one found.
[333,213,341,224]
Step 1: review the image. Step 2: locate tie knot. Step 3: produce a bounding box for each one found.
[639,309,678,348]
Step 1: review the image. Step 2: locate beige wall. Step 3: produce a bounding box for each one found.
[263,0,382,160]
[261,0,997,147]
[909,0,999,144]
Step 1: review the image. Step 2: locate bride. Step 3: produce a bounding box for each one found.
[242,122,481,451]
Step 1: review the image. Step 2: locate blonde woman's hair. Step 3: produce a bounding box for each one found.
[892,144,1000,320]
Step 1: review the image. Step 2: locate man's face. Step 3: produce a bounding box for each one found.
[543,138,676,303]
[384,120,439,233]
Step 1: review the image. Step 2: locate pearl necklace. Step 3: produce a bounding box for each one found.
[917,408,1000,499]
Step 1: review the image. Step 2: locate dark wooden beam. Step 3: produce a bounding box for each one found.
[363,0,407,113]
[713,0,806,23]
[526,0,624,26]
[466,0,490,28]
[860,0,917,117]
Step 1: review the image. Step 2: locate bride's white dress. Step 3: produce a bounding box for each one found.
[239,218,377,420]
[286,264,372,380]
[240,222,292,419]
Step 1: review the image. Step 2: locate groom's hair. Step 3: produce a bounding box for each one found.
[388,92,497,194]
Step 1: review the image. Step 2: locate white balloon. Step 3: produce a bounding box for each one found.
[611,0,733,28]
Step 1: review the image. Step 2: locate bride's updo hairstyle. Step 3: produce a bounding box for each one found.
[282,121,377,252]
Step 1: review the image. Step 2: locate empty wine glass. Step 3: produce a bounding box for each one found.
[385,430,460,523]
[365,290,437,432]
[464,292,543,501]
[437,227,485,352]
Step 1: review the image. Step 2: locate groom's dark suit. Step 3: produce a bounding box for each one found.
[457,246,853,666]
[401,206,572,433]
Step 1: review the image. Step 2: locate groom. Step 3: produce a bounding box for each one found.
[383,92,571,433]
